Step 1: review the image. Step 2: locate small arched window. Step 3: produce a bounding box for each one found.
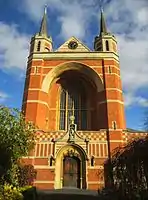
[91,156,94,166]
[106,40,109,51]
[59,89,66,130]
[37,41,41,51]
[112,121,117,130]
[49,157,53,166]
[34,66,39,74]
[108,66,112,74]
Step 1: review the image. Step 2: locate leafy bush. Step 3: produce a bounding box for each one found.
[0,106,36,163]
[0,184,22,200]
[18,164,37,187]
[104,136,148,199]
[0,184,32,200]
[0,146,12,179]
[0,106,36,186]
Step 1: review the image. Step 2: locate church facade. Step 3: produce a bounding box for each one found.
[22,8,146,190]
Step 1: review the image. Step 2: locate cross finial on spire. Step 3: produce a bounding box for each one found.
[44,4,47,14]
[99,0,103,13]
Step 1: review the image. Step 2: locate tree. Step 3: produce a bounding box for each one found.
[105,136,148,199]
[18,164,37,187]
[0,105,36,185]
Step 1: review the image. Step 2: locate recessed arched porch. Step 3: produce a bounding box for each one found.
[54,144,88,189]
[41,61,104,93]
[41,61,104,131]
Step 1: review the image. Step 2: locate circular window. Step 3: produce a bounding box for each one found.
[68,41,78,49]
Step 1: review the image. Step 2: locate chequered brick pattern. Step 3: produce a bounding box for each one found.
[36,130,148,143]
[35,131,107,142]
[122,131,148,143]
[78,131,106,141]
[36,131,65,142]
[126,132,148,142]
[122,132,128,142]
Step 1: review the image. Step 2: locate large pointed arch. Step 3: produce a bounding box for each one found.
[41,61,104,93]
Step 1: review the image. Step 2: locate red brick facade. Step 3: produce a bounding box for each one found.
[22,16,146,190]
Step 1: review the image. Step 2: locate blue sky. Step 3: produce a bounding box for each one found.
[0,0,148,130]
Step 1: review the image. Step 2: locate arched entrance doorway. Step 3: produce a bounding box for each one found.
[63,156,80,188]
[55,144,87,189]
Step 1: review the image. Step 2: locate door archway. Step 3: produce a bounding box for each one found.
[54,144,87,189]
[63,156,80,188]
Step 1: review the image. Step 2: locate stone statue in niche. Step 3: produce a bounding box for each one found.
[68,116,77,143]
[69,124,75,141]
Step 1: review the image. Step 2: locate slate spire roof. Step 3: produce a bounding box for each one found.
[100,8,108,36]
[39,6,48,36]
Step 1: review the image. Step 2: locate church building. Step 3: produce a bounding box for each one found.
[22,7,146,190]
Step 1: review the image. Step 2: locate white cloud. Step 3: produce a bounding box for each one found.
[137,97,148,107]
[137,7,148,25]
[20,0,96,39]
[104,0,148,108]
[118,34,148,92]
[124,93,148,107]
[124,93,134,107]
[21,0,148,91]
[0,91,9,103]
[0,22,30,71]
[2,0,148,107]
[59,16,85,39]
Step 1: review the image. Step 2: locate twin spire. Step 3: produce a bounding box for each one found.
[99,8,108,36]
[38,6,108,38]
[39,6,48,37]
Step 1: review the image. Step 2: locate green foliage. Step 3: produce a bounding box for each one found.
[3,163,20,187]
[0,146,12,179]
[0,106,36,162]
[0,184,23,200]
[105,136,148,199]
[0,184,32,200]
[0,105,36,186]
[18,164,37,187]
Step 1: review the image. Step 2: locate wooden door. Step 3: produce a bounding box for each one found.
[63,156,80,188]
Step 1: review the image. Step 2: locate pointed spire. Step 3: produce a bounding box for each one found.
[99,7,108,36]
[39,5,48,37]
